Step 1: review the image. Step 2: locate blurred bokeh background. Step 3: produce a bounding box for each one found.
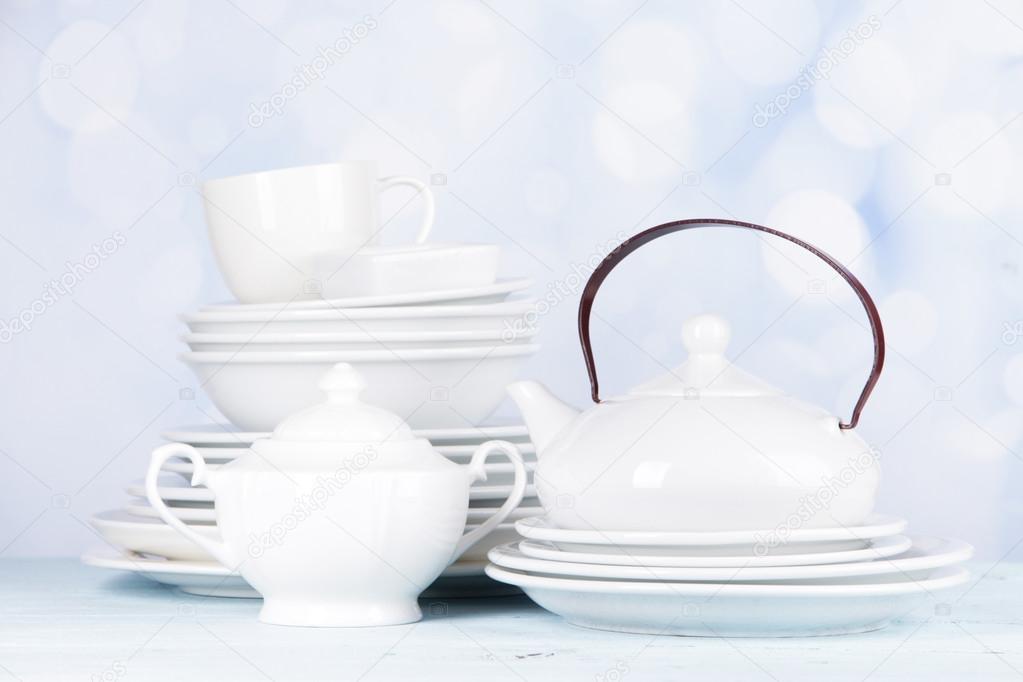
[1,0,1021,559]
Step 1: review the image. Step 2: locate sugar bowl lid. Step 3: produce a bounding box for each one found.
[269,363,414,443]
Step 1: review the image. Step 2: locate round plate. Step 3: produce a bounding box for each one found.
[201,278,533,312]
[517,534,914,568]
[161,423,530,446]
[484,564,969,637]
[126,481,214,502]
[126,503,216,524]
[490,536,970,582]
[89,511,220,561]
[515,514,907,549]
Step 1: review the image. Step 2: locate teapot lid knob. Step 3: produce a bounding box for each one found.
[319,363,367,405]
[681,314,730,356]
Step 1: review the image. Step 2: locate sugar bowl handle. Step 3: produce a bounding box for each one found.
[452,440,527,561]
[577,218,885,430]
[145,443,240,568]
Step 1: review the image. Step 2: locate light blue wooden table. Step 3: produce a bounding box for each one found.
[0,559,1020,681]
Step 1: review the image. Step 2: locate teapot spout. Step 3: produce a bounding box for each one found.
[506,380,579,455]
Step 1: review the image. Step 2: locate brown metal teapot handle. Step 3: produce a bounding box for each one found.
[577,218,885,430]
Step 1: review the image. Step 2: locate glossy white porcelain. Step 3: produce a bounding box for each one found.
[182,327,537,352]
[489,536,971,582]
[181,300,535,335]
[484,564,969,637]
[516,535,913,568]
[508,314,880,532]
[89,510,221,561]
[515,515,906,557]
[202,161,434,303]
[126,503,216,524]
[145,364,527,627]
[160,423,531,447]
[181,344,539,431]
[202,276,528,312]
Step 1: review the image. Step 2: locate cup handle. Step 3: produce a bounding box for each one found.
[377,176,435,243]
[451,440,527,560]
[145,443,240,568]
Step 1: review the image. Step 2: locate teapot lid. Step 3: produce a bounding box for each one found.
[626,314,782,399]
[270,363,414,442]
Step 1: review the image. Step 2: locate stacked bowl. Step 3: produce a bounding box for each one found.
[84,162,544,597]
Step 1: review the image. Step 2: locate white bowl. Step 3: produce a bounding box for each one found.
[181,328,537,352]
[181,345,539,430]
[181,299,536,335]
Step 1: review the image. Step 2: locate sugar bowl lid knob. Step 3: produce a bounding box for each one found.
[681,314,730,356]
[270,363,414,442]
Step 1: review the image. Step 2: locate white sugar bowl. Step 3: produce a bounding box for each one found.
[146,363,527,627]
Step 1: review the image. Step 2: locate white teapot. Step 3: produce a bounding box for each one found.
[146,363,526,627]
[507,219,885,533]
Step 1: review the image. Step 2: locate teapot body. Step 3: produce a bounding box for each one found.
[534,394,879,532]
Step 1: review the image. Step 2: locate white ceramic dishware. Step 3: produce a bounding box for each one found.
[181,300,536,335]
[126,503,217,524]
[181,344,539,431]
[82,549,500,599]
[508,219,887,532]
[324,243,501,298]
[488,536,971,582]
[514,515,907,557]
[182,328,537,352]
[484,564,969,637]
[89,510,221,561]
[202,277,530,312]
[516,535,914,568]
[145,363,527,626]
[160,423,531,447]
[202,161,435,303]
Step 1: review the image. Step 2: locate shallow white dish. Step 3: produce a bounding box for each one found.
[126,503,216,524]
[89,510,221,561]
[182,300,536,335]
[82,550,492,599]
[466,506,544,524]
[485,564,970,637]
[202,278,532,312]
[182,327,536,352]
[489,536,971,582]
[515,514,906,556]
[161,423,531,446]
[517,535,914,568]
[181,345,539,430]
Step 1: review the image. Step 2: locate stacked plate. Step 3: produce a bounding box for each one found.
[486,516,973,636]
[85,423,542,598]
[178,279,539,431]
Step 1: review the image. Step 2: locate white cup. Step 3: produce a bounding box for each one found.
[201,161,435,303]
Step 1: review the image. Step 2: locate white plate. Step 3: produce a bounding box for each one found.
[201,278,533,312]
[82,550,490,598]
[182,299,536,335]
[126,481,213,502]
[161,423,531,446]
[126,504,216,524]
[182,327,537,352]
[485,564,970,637]
[470,484,537,501]
[89,510,220,561]
[181,345,539,431]
[517,535,914,568]
[489,536,971,582]
[515,514,907,556]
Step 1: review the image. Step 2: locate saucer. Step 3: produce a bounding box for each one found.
[200,278,533,312]
[516,534,914,568]
[484,564,970,637]
[514,514,907,556]
[89,510,222,561]
[161,423,531,447]
[488,536,971,582]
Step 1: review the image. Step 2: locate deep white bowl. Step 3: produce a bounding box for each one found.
[181,328,537,352]
[182,345,539,430]
[181,300,537,335]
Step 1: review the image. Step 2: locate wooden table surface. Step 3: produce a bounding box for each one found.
[1,558,1021,681]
